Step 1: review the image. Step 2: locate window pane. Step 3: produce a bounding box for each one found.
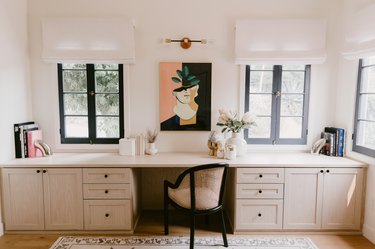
[362,58,375,66]
[96,94,119,115]
[63,71,87,92]
[282,71,305,93]
[279,117,302,138]
[62,64,86,69]
[65,116,88,138]
[358,94,375,120]
[95,71,119,93]
[282,65,305,70]
[356,121,375,150]
[95,64,119,70]
[247,117,271,138]
[249,94,272,116]
[96,117,120,138]
[280,95,303,116]
[361,66,375,93]
[250,64,273,70]
[250,71,273,93]
[64,94,87,115]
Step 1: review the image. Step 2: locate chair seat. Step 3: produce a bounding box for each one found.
[168,187,219,210]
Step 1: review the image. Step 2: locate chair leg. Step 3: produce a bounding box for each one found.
[164,184,169,235]
[220,209,228,247]
[190,215,195,249]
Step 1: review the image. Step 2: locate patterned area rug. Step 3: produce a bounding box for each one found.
[50,236,319,249]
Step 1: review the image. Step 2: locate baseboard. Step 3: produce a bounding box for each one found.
[363,224,375,244]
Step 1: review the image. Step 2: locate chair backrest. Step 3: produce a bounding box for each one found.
[173,163,229,210]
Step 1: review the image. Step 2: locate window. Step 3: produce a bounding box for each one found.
[244,65,311,144]
[57,63,124,144]
[353,58,375,157]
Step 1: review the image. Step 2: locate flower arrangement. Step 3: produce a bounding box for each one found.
[146,129,158,143]
[216,109,255,133]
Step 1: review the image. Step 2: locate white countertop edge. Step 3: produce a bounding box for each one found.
[1,152,367,168]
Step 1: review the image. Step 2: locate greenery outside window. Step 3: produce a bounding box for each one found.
[57,63,124,144]
[244,64,311,145]
[353,58,375,157]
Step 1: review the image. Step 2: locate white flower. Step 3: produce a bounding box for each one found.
[218,113,229,124]
[242,112,252,123]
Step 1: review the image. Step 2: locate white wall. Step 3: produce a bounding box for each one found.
[27,0,341,153]
[335,0,375,243]
[0,0,32,236]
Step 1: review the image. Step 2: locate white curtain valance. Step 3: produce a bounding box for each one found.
[42,17,135,64]
[342,3,375,60]
[235,19,327,65]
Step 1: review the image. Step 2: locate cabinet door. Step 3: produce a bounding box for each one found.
[322,168,363,230]
[2,168,44,230]
[43,168,83,230]
[284,168,324,229]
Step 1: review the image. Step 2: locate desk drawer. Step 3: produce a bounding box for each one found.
[83,168,131,184]
[235,199,283,230]
[237,184,283,199]
[84,200,131,230]
[83,184,131,199]
[237,168,284,184]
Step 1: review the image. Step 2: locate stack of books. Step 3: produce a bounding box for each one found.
[320,127,345,157]
[14,121,43,158]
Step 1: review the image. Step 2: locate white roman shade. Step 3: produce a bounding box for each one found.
[343,3,375,60]
[235,19,327,65]
[42,17,135,63]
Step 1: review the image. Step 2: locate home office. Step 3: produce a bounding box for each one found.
[0,0,374,249]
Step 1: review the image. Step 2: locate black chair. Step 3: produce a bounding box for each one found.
[164,163,229,249]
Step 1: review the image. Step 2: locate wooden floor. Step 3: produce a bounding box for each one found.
[0,211,374,249]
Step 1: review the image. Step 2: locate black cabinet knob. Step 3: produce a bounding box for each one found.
[259,174,263,178]
[326,169,330,173]
[258,190,262,194]
[258,213,262,217]
[320,170,324,173]
[36,170,41,173]
[105,190,109,194]
[104,174,108,178]
[105,213,109,217]
[43,170,47,173]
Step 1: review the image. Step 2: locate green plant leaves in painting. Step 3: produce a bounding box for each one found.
[171,77,181,83]
[190,78,200,85]
[183,66,189,77]
[176,70,183,79]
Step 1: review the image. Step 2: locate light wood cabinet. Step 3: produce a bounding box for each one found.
[82,168,138,231]
[2,169,44,230]
[2,168,83,230]
[284,168,363,230]
[234,168,284,231]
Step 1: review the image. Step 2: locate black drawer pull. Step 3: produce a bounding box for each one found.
[320,170,324,173]
[258,213,262,217]
[258,190,262,194]
[105,190,109,194]
[326,169,330,173]
[104,174,108,178]
[105,213,109,217]
[43,170,47,173]
[259,174,263,178]
[36,170,41,173]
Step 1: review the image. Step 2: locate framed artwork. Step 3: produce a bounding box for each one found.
[160,62,211,131]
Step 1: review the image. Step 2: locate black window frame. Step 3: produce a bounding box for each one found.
[353,59,375,157]
[57,63,124,144]
[244,65,311,145]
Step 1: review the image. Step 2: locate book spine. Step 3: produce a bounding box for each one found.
[14,125,22,158]
[337,128,345,157]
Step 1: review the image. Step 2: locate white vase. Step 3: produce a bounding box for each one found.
[145,142,158,155]
[226,132,247,156]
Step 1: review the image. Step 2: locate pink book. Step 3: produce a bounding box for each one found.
[27,130,43,158]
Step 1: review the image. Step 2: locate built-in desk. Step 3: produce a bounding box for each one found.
[1,152,367,234]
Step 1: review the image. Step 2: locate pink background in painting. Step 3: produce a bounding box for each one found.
[159,62,182,122]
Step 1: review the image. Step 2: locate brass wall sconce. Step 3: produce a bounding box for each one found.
[164,37,207,49]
